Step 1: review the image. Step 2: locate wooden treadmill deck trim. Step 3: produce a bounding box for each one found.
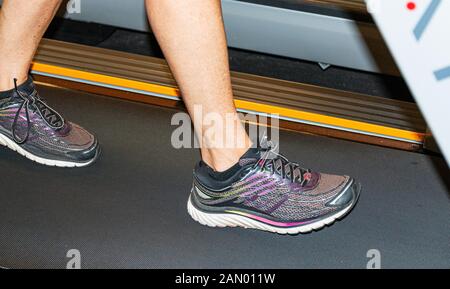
[31,39,426,150]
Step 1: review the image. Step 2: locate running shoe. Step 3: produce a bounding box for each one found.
[0,76,99,167]
[188,146,361,234]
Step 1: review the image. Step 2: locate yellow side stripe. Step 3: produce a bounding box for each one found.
[32,62,180,97]
[31,62,425,143]
[234,99,424,142]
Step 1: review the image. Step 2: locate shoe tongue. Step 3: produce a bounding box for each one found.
[0,76,35,99]
[16,76,65,129]
[17,76,35,95]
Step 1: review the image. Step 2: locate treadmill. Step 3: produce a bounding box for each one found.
[0,0,448,269]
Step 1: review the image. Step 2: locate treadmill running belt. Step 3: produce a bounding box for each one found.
[0,85,448,269]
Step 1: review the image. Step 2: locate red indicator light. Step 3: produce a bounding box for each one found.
[407,2,417,10]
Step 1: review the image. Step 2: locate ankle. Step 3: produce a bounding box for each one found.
[0,73,28,91]
[202,144,252,172]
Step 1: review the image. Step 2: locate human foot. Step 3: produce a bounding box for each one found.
[188,146,360,234]
[0,76,99,167]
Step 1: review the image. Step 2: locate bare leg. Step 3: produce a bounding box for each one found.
[0,0,62,90]
[146,0,252,172]
[0,0,99,167]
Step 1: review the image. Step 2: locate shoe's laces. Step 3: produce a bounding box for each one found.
[256,137,311,186]
[11,78,65,144]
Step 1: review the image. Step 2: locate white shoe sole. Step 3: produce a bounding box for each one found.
[0,133,97,168]
[187,194,357,235]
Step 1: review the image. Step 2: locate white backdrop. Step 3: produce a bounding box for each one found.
[367,0,450,166]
